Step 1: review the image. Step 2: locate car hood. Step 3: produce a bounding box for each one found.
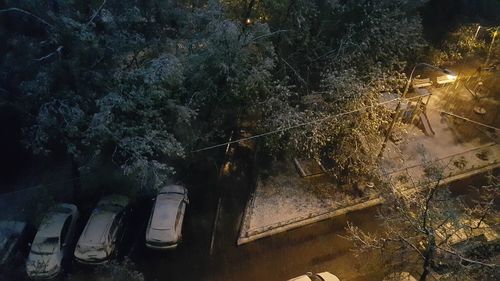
[146,227,178,243]
[74,245,108,261]
[26,252,60,276]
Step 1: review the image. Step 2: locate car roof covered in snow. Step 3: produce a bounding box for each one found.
[150,193,184,231]
[78,196,127,246]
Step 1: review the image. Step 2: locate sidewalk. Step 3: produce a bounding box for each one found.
[238,83,499,245]
[237,161,381,245]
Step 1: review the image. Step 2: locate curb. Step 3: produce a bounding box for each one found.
[237,196,383,245]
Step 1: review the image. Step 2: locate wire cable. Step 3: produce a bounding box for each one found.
[191,98,401,153]
[427,106,500,131]
[192,95,499,153]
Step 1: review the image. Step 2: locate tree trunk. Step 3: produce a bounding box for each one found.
[244,0,256,21]
[419,232,436,281]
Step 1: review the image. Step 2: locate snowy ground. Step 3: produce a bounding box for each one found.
[237,161,380,244]
[381,85,500,188]
[238,83,499,245]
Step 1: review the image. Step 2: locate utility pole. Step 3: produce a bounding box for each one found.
[378,63,455,159]
[485,28,498,66]
[378,64,420,159]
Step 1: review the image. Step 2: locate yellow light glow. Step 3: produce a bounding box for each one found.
[446,74,457,81]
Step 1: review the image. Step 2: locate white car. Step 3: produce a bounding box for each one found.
[74,195,129,264]
[26,203,79,279]
[288,272,340,281]
[145,185,189,249]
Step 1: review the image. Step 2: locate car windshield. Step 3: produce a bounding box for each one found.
[31,237,58,255]
[77,243,105,252]
[97,204,123,213]
[50,206,72,214]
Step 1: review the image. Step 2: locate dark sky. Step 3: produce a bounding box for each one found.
[420,0,500,43]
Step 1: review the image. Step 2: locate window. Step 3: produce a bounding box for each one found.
[60,216,72,247]
[175,203,185,230]
[108,212,123,242]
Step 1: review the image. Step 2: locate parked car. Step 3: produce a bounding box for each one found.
[26,203,79,279]
[74,195,129,264]
[145,185,189,249]
[288,271,340,281]
[0,220,28,267]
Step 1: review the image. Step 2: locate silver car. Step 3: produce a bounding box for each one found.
[74,195,129,264]
[26,203,79,279]
[145,185,189,249]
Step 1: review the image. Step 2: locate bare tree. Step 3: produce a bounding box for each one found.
[345,159,499,281]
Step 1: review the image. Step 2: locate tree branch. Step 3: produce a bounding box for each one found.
[87,0,107,26]
[0,7,54,28]
[397,234,425,260]
[437,245,499,268]
[422,180,439,232]
[245,30,288,46]
[33,46,63,62]
[280,56,308,88]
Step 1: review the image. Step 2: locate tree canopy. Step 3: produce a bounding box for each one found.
[0,0,453,186]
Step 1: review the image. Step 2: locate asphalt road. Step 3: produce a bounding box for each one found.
[62,142,388,281]
[132,143,389,281]
[11,144,495,281]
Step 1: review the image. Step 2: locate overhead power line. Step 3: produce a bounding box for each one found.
[427,106,500,131]
[191,98,400,153]
[192,97,500,153]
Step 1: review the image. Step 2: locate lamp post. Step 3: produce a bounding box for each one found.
[474,25,481,40]
[485,28,498,65]
[377,63,457,159]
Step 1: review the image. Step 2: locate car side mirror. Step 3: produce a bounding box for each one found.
[62,243,67,247]
[28,242,32,247]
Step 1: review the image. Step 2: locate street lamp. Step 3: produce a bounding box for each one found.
[474,25,481,40]
[486,28,498,65]
[377,63,455,159]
